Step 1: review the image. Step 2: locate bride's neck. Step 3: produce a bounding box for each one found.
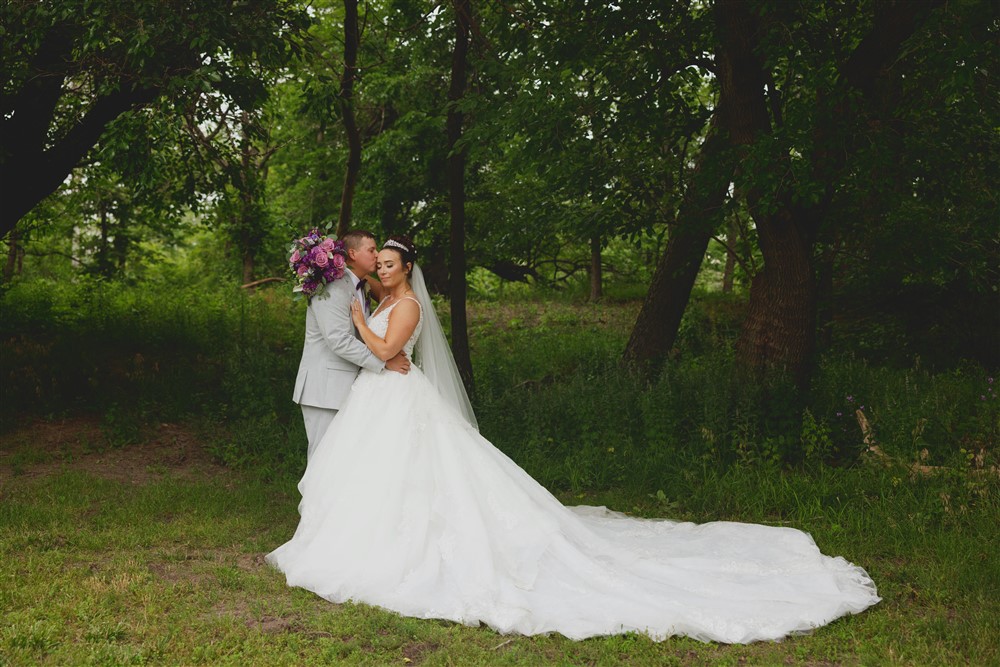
[388,282,412,300]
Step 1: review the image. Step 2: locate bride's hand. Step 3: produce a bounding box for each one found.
[350,298,366,328]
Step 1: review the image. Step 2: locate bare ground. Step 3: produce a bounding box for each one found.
[0,416,229,484]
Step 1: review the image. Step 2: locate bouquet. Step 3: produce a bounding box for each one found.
[289,229,348,299]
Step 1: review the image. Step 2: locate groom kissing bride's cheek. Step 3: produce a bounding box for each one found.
[270,232,879,644]
[290,229,410,462]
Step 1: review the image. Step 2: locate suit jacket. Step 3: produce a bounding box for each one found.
[293,275,384,410]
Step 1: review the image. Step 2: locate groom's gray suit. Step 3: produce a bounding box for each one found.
[293,272,383,460]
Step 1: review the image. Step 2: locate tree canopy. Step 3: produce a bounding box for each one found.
[2,0,997,385]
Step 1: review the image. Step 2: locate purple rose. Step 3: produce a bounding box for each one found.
[314,250,330,268]
[297,264,310,277]
[321,238,335,252]
[332,253,346,269]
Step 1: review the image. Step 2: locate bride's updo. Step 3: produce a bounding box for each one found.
[383,235,417,275]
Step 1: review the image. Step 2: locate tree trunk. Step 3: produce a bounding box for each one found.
[623,115,731,368]
[336,0,362,238]
[113,210,129,275]
[715,0,818,388]
[237,181,256,286]
[96,200,114,278]
[241,242,255,285]
[446,0,475,396]
[717,0,940,389]
[3,226,23,282]
[589,235,602,301]
[734,214,817,389]
[722,217,738,293]
[814,242,836,349]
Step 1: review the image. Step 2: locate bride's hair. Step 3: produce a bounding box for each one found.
[383,235,417,274]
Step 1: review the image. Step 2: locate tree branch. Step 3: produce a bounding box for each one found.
[1,21,76,154]
[1,84,160,238]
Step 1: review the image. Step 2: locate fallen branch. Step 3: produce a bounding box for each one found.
[492,638,514,651]
[240,277,285,290]
[858,409,998,477]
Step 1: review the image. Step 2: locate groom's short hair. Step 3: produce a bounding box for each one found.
[341,229,376,250]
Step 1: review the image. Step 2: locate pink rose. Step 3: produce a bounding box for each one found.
[290,249,301,263]
[297,264,310,277]
[314,250,330,268]
[321,238,336,251]
[332,253,346,269]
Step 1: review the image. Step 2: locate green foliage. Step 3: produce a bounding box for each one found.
[0,278,301,440]
[3,281,995,486]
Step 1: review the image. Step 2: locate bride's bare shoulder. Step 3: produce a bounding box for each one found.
[390,297,421,317]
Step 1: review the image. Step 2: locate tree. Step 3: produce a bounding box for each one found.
[623,115,732,368]
[624,0,969,386]
[0,0,307,239]
[335,0,362,237]
[447,0,476,395]
[716,0,945,388]
[465,0,713,292]
[185,105,279,284]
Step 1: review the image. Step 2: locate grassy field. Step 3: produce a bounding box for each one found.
[1,285,998,665]
[1,416,997,666]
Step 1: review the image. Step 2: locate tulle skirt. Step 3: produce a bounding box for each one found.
[267,367,879,643]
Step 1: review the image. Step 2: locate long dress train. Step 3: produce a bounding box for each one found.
[267,299,879,643]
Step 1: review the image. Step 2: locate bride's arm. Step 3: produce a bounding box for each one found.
[350,298,420,361]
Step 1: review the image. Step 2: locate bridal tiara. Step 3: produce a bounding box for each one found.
[383,239,411,253]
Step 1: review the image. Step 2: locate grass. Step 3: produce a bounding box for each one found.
[1,420,998,666]
[0,446,1000,665]
[1,279,998,664]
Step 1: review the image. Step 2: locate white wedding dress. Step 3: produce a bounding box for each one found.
[267,297,879,644]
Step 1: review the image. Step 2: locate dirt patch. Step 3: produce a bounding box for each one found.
[0,417,229,484]
[402,641,439,665]
[235,552,268,572]
[248,615,303,634]
[207,599,306,635]
[147,561,214,587]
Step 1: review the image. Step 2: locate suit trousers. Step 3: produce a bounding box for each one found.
[301,404,338,461]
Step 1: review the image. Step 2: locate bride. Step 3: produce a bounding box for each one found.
[266,236,879,644]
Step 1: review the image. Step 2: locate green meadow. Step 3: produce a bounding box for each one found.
[1,283,997,665]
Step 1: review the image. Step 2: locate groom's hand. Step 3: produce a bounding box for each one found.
[386,352,411,374]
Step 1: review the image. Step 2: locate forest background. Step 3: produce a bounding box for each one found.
[1,0,998,664]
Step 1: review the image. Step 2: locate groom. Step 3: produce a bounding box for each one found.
[293,229,410,460]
